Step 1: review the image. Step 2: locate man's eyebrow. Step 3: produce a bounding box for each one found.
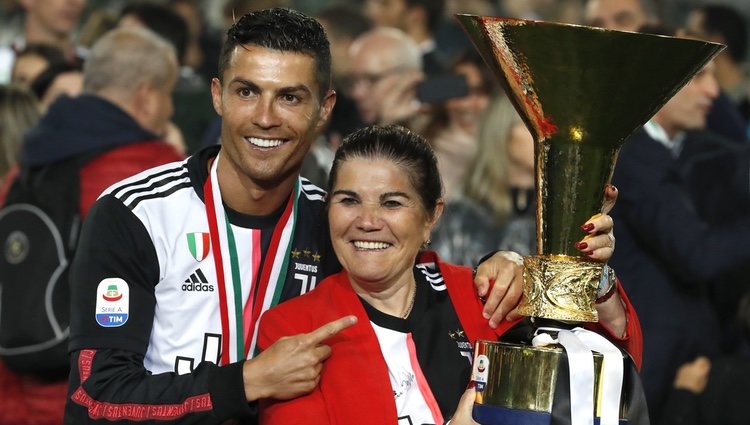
[278,84,313,97]
[229,78,260,91]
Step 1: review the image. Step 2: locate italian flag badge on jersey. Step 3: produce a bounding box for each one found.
[187,232,210,261]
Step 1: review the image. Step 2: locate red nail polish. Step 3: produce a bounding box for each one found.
[576,241,588,251]
[584,250,594,256]
[582,223,595,232]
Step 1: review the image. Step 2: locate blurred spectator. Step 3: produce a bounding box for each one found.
[584,0,748,142]
[684,4,750,125]
[119,1,213,155]
[10,43,66,88]
[76,9,118,50]
[610,45,750,422]
[29,60,83,111]
[169,0,223,84]
[315,4,370,149]
[584,0,655,32]
[431,94,535,265]
[659,290,750,425]
[422,50,492,199]
[364,0,447,76]
[349,27,425,129]
[0,85,39,195]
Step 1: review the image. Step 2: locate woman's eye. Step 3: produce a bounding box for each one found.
[338,197,357,205]
[382,200,402,208]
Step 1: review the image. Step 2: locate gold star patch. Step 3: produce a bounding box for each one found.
[312,252,321,262]
[291,249,301,259]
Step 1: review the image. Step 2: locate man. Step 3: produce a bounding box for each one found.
[584,0,747,142]
[610,56,750,421]
[64,8,546,424]
[1,26,184,425]
[684,4,750,124]
[349,27,425,128]
[364,0,447,76]
[0,0,86,83]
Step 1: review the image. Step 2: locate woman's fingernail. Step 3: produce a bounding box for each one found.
[576,241,588,251]
[582,223,595,232]
[584,250,594,256]
[467,381,476,390]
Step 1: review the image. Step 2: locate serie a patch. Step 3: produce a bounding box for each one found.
[95,278,130,327]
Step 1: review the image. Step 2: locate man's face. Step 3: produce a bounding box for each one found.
[585,0,647,32]
[349,39,405,125]
[655,62,719,137]
[211,45,335,186]
[365,0,408,30]
[22,0,85,37]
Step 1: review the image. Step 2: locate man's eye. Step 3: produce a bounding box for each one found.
[282,94,300,103]
[237,88,252,97]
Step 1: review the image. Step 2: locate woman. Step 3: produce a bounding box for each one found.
[258,125,640,424]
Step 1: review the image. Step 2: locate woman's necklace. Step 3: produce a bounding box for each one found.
[401,283,416,319]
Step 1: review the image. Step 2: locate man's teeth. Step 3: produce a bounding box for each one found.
[248,137,283,148]
[353,241,390,250]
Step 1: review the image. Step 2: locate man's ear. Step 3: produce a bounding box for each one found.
[210,77,224,116]
[315,89,337,132]
[130,83,155,129]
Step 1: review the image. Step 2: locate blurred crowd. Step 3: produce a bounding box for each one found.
[0,0,749,424]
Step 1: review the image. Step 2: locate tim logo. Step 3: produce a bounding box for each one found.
[95,278,129,327]
[183,268,214,292]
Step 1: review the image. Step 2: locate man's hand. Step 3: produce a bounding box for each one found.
[243,315,358,401]
[474,251,524,328]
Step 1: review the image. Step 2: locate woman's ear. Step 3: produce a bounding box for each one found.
[424,199,445,242]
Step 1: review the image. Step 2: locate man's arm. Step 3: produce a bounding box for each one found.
[65,196,251,424]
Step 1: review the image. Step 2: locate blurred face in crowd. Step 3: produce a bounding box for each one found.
[365,0,408,30]
[11,53,49,87]
[349,37,407,125]
[584,0,647,32]
[211,45,335,187]
[653,61,719,138]
[445,62,490,136]
[21,0,85,38]
[328,157,438,290]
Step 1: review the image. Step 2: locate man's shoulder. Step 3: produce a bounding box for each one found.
[97,153,191,209]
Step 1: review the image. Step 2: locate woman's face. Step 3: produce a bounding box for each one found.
[328,157,437,290]
[445,62,490,135]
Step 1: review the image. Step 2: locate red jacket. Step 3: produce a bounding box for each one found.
[257,255,642,424]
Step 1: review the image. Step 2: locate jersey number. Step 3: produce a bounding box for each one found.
[295,273,317,295]
[174,333,222,374]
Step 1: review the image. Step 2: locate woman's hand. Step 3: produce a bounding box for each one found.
[575,185,618,262]
[473,251,524,328]
[447,386,480,425]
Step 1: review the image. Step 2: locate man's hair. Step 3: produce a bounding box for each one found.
[119,3,190,64]
[83,27,177,96]
[698,5,747,63]
[218,8,332,95]
[405,0,445,34]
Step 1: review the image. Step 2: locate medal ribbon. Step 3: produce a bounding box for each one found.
[204,153,298,364]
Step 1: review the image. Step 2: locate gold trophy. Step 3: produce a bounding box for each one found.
[456,14,723,424]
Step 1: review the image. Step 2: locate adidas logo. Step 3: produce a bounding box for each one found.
[183,268,214,292]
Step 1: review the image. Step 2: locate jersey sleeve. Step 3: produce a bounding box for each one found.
[66,195,254,423]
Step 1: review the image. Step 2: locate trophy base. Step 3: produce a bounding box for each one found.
[473,404,629,425]
[516,255,603,322]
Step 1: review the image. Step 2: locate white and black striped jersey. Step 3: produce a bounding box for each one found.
[65,146,341,424]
